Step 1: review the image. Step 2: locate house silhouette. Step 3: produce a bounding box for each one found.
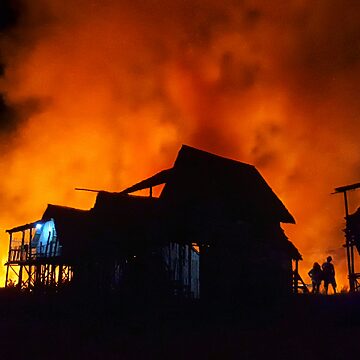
[5,145,301,300]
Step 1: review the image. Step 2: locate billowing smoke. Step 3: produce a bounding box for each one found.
[1,0,360,287]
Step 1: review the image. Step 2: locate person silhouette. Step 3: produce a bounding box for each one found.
[308,262,323,294]
[322,256,337,294]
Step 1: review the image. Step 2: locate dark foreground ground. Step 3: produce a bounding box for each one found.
[0,289,359,359]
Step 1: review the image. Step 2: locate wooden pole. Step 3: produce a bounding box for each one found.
[343,191,355,292]
[54,235,59,257]
[28,228,32,259]
[18,231,25,289]
[179,244,183,295]
[36,264,41,287]
[58,264,63,286]
[28,228,32,289]
[45,232,51,257]
[188,244,192,297]
[5,232,13,287]
[294,260,299,294]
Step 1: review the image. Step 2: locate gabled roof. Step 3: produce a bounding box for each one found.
[41,204,92,259]
[123,145,295,224]
[42,204,89,221]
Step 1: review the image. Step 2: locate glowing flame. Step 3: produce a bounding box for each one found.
[1,0,360,289]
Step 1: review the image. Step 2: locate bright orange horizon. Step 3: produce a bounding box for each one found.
[1,0,360,290]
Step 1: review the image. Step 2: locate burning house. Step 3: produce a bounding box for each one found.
[5,191,200,298]
[4,145,301,300]
[5,205,89,290]
[122,145,302,298]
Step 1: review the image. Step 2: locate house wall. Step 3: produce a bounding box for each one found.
[199,242,294,301]
[31,220,60,257]
[162,243,200,299]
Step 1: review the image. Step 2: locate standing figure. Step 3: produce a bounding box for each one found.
[308,262,323,294]
[322,256,337,294]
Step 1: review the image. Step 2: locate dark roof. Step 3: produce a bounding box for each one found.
[122,169,172,194]
[123,145,295,224]
[42,204,89,222]
[41,204,92,260]
[7,146,299,260]
[91,192,161,253]
[285,240,302,261]
[267,224,302,260]
[92,191,158,215]
[39,196,160,258]
[6,220,42,233]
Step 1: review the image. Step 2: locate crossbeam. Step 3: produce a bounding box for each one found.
[334,182,360,194]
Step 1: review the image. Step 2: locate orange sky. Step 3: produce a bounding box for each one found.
[1,0,360,289]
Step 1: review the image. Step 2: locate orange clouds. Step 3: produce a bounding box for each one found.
[1,0,360,288]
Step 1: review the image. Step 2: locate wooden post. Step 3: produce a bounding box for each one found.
[21,230,25,261]
[179,244,183,295]
[28,228,32,289]
[199,244,204,300]
[54,233,60,257]
[41,264,45,285]
[294,260,299,294]
[5,232,13,287]
[35,264,41,287]
[343,191,355,292]
[45,232,51,257]
[27,264,31,289]
[17,231,25,289]
[58,264,63,286]
[188,244,192,297]
[28,228,30,260]
[52,264,56,286]
[45,264,50,286]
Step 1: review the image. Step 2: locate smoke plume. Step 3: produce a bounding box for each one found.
[1,0,360,287]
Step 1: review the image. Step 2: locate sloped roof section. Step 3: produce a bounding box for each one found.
[160,145,295,224]
[42,204,92,259]
[42,204,89,222]
[93,191,158,215]
[6,220,42,233]
[121,169,172,194]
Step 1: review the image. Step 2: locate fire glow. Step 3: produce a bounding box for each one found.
[1,0,360,289]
